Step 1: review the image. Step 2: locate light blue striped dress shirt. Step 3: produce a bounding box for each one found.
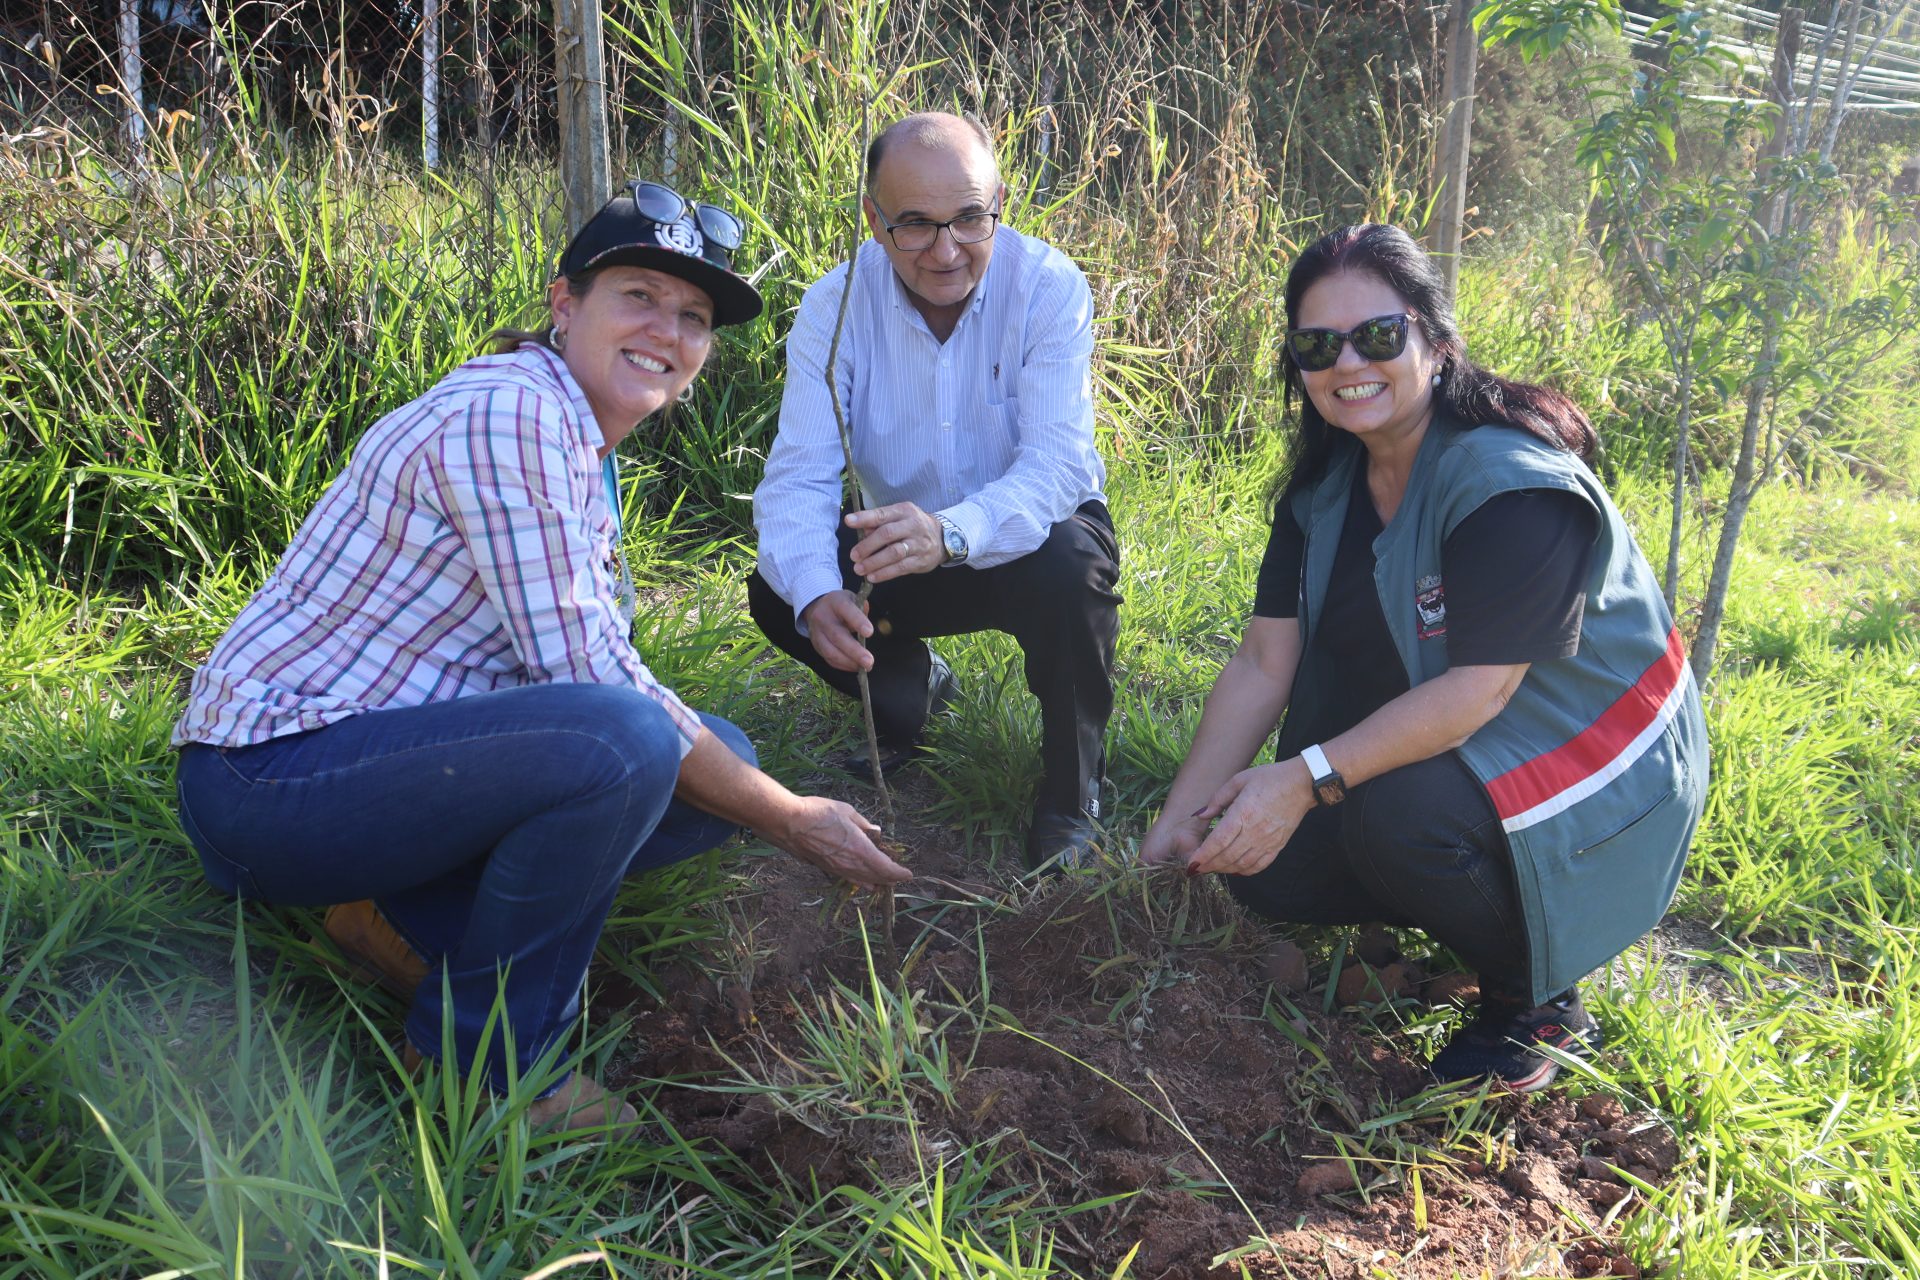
[753,225,1107,622]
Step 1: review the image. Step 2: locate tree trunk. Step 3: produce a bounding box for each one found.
[1427,0,1479,298]
[1663,358,1696,611]
[1763,8,1805,164]
[1691,331,1779,683]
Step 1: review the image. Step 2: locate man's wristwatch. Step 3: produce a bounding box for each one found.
[1301,743,1347,807]
[935,514,969,565]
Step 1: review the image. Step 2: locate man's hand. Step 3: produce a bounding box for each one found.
[774,796,912,888]
[847,503,945,583]
[803,590,874,673]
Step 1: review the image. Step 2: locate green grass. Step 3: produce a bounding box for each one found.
[5,392,1919,1276]
[6,0,1920,1273]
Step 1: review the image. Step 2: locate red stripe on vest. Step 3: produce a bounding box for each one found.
[1485,626,1688,821]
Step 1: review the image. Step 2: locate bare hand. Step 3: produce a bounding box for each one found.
[847,503,944,583]
[1186,759,1316,877]
[777,796,912,888]
[803,590,874,673]
[1138,813,1207,867]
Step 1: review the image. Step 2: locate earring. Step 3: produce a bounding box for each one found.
[1431,372,1442,387]
[552,327,568,352]
[676,385,695,404]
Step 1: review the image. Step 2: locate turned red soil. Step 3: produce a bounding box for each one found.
[597,771,1677,1279]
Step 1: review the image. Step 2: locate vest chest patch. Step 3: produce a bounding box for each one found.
[1415,574,1447,639]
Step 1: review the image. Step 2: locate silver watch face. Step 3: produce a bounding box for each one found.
[942,523,967,559]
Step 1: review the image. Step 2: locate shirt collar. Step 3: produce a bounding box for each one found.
[875,232,1004,327]
[521,342,603,454]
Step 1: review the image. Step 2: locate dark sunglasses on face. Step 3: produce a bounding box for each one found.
[1286,313,1415,373]
[626,180,746,257]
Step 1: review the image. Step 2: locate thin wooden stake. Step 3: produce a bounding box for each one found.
[823,95,890,824]
[822,91,903,957]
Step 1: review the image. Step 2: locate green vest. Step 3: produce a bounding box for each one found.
[1288,417,1709,1002]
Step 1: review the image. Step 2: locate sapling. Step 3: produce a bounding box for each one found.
[823,88,904,953]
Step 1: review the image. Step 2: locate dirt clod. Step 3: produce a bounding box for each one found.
[1424,971,1481,1006]
[1336,960,1417,1004]
[1262,940,1311,993]
[1581,1178,1631,1208]
[1580,1094,1628,1126]
[1354,922,1401,966]
[1504,1151,1579,1206]
[1295,1160,1359,1196]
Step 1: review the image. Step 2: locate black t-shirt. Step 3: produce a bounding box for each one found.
[1253,461,1597,745]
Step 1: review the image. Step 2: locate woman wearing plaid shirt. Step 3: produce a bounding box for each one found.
[174,186,910,1130]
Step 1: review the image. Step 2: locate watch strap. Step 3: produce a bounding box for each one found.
[1301,743,1346,807]
[935,513,969,564]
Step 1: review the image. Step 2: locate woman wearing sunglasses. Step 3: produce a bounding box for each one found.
[173,183,910,1129]
[1140,224,1706,1093]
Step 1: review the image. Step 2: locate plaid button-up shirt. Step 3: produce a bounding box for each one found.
[173,344,701,756]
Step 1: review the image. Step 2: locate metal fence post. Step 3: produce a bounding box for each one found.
[423,0,442,169]
[118,0,146,155]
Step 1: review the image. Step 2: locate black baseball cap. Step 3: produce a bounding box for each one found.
[556,182,764,327]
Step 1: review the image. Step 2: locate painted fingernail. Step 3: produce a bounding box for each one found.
[1190,807,1207,818]
[1185,863,1201,877]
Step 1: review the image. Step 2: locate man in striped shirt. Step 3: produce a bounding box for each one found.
[749,112,1121,870]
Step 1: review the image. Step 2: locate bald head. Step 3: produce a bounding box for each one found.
[865,112,999,189]
[860,111,1007,335]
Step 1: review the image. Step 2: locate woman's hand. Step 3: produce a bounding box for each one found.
[773,795,911,888]
[1138,812,1208,867]
[1187,758,1316,877]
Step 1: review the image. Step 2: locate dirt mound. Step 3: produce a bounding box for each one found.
[601,775,1673,1279]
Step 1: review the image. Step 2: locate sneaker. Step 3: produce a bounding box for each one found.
[1429,990,1603,1094]
[323,900,431,999]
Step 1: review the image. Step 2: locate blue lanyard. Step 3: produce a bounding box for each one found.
[601,454,635,621]
[601,454,622,524]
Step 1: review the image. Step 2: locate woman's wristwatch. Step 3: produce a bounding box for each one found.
[1301,743,1347,807]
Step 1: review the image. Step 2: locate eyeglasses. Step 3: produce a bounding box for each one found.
[1285,313,1415,372]
[626,180,745,257]
[870,196,1001,252]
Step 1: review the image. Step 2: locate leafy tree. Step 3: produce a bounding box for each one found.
[1476,0,1919,681]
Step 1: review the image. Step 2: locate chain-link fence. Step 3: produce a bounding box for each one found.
[2,0,568,163]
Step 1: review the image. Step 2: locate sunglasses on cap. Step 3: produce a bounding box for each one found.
[1285,313,1415,373]
[626,180,745,261]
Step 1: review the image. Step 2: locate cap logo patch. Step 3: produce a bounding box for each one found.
[654,221,702,256]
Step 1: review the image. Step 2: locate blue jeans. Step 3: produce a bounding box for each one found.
[176,683,753,1087]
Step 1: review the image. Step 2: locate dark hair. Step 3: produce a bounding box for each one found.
[1275,224,1596,504]
[864,112,997,188]
[485,269,598,354]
